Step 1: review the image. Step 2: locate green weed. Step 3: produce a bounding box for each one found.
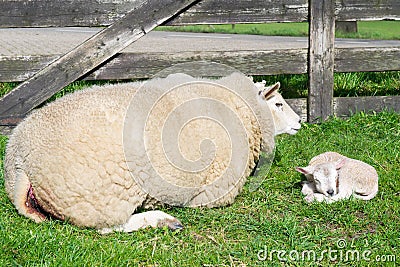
[0,82,19,97]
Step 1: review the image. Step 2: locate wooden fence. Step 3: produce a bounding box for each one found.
[0,0,400,134]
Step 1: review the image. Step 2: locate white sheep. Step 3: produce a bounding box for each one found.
[4,72,301,233]
[296,152,379,203]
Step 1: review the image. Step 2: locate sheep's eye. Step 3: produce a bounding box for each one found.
[275,103,283,110]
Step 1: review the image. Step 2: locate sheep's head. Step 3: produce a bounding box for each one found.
[296,159,346,197]
[256,81,301,136]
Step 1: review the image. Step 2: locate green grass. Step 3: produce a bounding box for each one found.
[336,21,400,40]
[249,71,400,99]
[158,22,309,37]
[1,70,399,100]
[157,21,400,40]
[333,72,400,97]
[0,82,19,98]
[0,111,399,266]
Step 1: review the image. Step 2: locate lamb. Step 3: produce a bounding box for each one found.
[4,72,301,233]
[296,152,379,203]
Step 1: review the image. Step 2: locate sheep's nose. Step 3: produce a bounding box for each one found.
[327,189,334,196]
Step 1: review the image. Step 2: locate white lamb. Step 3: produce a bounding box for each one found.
[296,152,379,203]
[4,72,301,233]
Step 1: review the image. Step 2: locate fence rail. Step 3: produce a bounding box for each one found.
[2,46,400,82]
[1,0,399,27]
[0,0,400,134]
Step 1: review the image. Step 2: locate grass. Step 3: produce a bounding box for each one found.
[0,82,18,98]
[1,70,399,100]
[157,21,400,40]
[252,71,400,99]
[158,22,310,37]
[0,111,399,266]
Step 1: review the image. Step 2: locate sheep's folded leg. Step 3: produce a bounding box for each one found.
[98,210,183,234]
[13,171,47,223]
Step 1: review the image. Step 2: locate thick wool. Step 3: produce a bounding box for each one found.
[4,73,276,228]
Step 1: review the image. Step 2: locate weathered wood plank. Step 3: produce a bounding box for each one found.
[167,0,309,24]
[0,0,308,27]
[0,126,14,136]
[336,0,400,21]
[0,0,398,28]
[334,47,400,73]
[0,55,59,82]
[0,0,200,123]
[84,50,309,80]
[2,51,306,82]
[1,46,399,82]
[287,96,400,122]
[286,98,308,122]
[335,21,357,33]
[0,50,309,82]
[335,96,400,116]
[308,0,335,123]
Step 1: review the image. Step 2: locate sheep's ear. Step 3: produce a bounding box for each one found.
[335,158,346,170]
[296,166,313,175]
[261,82,280,99]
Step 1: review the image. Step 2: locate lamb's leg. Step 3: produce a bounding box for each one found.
[302,182,350,203]
[314,191,350,203]
[303,191,334,203]
[353,184,379,200]
[301,181,318,203]
[354,193,376,201]
[301,181,316,196]
[311,193,330,203]
[98,210,183,234]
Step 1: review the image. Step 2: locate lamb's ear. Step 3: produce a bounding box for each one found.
[261,82,280,99]
[335,158,346,170]
[296,166,313,175]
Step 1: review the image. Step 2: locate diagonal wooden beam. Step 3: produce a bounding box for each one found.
[0,0,200,125]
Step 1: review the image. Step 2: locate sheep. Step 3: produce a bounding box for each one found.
[296,152,379,203]
[4,72,301,233]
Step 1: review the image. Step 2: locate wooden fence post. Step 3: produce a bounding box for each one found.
[308,0,335,123]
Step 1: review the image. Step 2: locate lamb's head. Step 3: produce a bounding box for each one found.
[296,159,346,197]
[256,81,301,136]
